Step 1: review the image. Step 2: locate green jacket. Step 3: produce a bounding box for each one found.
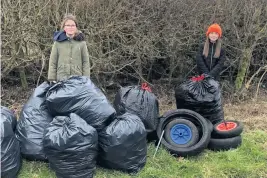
[48,31,90,81]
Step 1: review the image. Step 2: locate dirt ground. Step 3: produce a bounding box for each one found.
[1,84,267,132]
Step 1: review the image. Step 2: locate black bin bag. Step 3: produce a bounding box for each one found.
[16,82,53,161]
[1,106,21,178]
[98,112,147,174]
[175,74,224,123]
[114,83,159,133]
[43,113,98,178]
[46,76,116,131]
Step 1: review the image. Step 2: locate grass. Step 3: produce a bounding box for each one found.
[18,130,267,178]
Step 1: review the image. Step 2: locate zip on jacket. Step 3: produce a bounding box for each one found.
[210,43,214,71]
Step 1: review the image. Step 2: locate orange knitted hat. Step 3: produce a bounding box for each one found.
[206,23,222,37]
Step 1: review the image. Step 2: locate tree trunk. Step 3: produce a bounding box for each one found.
[19,68,28,89]
[15,41,28,89]
[235,48,252,91]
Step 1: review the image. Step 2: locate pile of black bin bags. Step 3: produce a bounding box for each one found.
[46,76,116,132]
[114,84,159,134]
[12,76,154,177]
[98,112,147,174]
[1,106,21,178]
[43,113,98,178]
[16,82,53,161]
[175,74,224,124]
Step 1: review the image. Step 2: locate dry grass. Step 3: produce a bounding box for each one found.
[224,100,267,131]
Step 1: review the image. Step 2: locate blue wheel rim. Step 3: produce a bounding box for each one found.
[170,124,192,144]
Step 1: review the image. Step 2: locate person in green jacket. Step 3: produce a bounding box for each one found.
[48,14,90,82]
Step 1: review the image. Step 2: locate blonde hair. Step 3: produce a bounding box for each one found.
[203,38,221,58]
[60,13,78,31]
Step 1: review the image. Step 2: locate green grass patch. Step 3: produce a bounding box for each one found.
[18,130,267,178]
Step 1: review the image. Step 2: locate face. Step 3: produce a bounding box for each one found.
[208,32,219,42]
[64,20,77,36]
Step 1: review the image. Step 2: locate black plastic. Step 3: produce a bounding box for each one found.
[114,86,159,133]
[16,82,53,161]
[1,106,17,130]
[43,113,98,178]
[1,106,21,178]
[46,76,116,131]
[98,112,147,174]
[175,74,224,123]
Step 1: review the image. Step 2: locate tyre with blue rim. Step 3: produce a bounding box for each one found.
[164,119,199,147]
[157,109,211,157]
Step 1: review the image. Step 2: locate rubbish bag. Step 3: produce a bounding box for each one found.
[175,74,224,123]
[16,82,53,161]
[1,106,17,130]
[43,113,98,178]
[1,106,21,178]
[46,76,116,131]
[98,112,147,174]
[114,83,159,133]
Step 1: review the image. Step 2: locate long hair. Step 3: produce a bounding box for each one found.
[203,38,221,58]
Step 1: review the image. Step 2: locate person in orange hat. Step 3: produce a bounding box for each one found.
[196,23,225,80]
